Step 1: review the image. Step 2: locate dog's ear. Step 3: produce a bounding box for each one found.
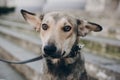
[77,19,102,37]
[21,9,44,32]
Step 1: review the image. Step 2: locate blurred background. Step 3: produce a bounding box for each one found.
[0,0,120,80]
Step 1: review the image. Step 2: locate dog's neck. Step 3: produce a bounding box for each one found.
[45,43,85,79]
[65,44,81,58]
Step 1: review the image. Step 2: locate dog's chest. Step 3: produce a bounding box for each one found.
[47,59,75,76]
[44,57,85,80]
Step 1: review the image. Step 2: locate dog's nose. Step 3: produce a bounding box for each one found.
[44,44,57,55]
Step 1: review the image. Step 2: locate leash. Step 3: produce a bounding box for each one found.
[0,54,46,64]
[0,44,84,64]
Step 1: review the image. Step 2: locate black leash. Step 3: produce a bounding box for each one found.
[0,55,46,64]
[0,45,83,64]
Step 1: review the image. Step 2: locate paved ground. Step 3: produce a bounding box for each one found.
[84,52,120,73]
[0,62,25,80]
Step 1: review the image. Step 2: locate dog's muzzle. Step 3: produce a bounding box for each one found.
[44,44,61,58]
[43,43,83,58]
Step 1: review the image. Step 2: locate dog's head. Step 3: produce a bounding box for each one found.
[21,10,102,58]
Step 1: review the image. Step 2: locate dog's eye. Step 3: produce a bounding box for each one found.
[63,26,71,32]
[42,24,48,30]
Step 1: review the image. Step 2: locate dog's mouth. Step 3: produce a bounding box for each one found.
[44,51,66,59]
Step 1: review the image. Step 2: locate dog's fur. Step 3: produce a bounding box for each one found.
[21,10,102,80]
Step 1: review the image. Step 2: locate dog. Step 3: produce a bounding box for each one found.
[21,10,102,80]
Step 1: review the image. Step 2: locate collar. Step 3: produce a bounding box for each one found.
[65,43,84,58]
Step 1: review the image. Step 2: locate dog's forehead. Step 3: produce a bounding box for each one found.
[43,12,75,24]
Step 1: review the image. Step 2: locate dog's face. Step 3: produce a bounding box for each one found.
[21,10,102,58]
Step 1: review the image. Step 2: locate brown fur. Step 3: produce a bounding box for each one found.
[21,10,102,80]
